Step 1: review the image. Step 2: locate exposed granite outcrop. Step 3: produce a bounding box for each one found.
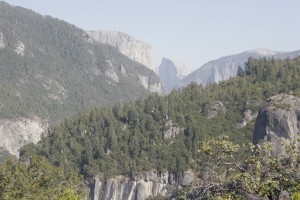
[138,75,163,93]
[253,94,300,156]
[92,170,194,200]
[0,31,4,48]
[162,120,184,139]
[0,117,48,157]
[208,100,227,119]
[87,31,164,93]
[87,30,156,72]
[238,109,258,128]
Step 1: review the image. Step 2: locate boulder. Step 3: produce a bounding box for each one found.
[208,100,226,119]
[253,94,300,156]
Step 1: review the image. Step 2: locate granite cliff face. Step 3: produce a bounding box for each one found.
[0,31,4,48]
[179,49,300,88]
[87,30,156,72]
[0,117,48,157]
[138,75,163,93]
[158,58,191,91]
[253,94,300,156]
[92,170,194,200]
[87,30,163,93]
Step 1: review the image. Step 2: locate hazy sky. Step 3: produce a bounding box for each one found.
[4,0,300,70]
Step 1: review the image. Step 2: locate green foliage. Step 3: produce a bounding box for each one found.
[146,194,169,200]
[4,2,300,199]
[21,56,300,185]
[192,135,300,199]
[0,148,17,163]
[0,156,85,200]
[188,135,244,199]
[58,190,82,200]
[0,2,160,124]
[292,192,300,200]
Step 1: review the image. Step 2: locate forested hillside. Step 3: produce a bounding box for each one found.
[0,2,161,124]
[21,56,300,184]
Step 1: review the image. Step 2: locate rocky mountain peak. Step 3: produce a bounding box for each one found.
[245,48,280,56]
[159,57,191,91]
[166,58,191,78]
[87,30,156,72]
[179,49,300,88]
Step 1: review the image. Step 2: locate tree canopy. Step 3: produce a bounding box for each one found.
[0,156,85,200]
[188,135,300,200]
[20,56,300,184]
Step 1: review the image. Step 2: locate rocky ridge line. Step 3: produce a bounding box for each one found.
[87,30,156,72]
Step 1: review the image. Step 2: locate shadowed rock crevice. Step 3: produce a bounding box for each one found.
[253,94,300,156]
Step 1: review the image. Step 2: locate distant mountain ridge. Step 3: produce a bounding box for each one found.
[178,48,300,88]
[87,30,156,72]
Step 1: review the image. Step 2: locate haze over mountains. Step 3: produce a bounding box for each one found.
[0,0,299,159]
[178,48,300,88]
[158,57,191,91]
[1,1,300,200]
[86,30,300,92]
[21,54,300,200]
[155,48,300,91]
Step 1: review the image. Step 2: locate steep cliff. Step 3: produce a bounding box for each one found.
[87,30,156,72]
[92,170,194,200]
[253,94,300,156]
[0,117,48,157]
[179,49,300,88]
[158,58,191,91]
[138,75,163,93]
[0,31,4,48]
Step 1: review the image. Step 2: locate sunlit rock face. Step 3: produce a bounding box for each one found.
[92,170,194,200]
[0,32,4,48]
[87,30,156,72]
[139,75,163,93]
[0,117,48,158]
[14,41,25,56]
[87,30,163,93]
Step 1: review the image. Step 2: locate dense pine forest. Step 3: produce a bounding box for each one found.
[0,1,160,124]
[20,56,300,184]
[1,2,300,200]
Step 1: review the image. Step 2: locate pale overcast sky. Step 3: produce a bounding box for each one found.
[3,0,300,70]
